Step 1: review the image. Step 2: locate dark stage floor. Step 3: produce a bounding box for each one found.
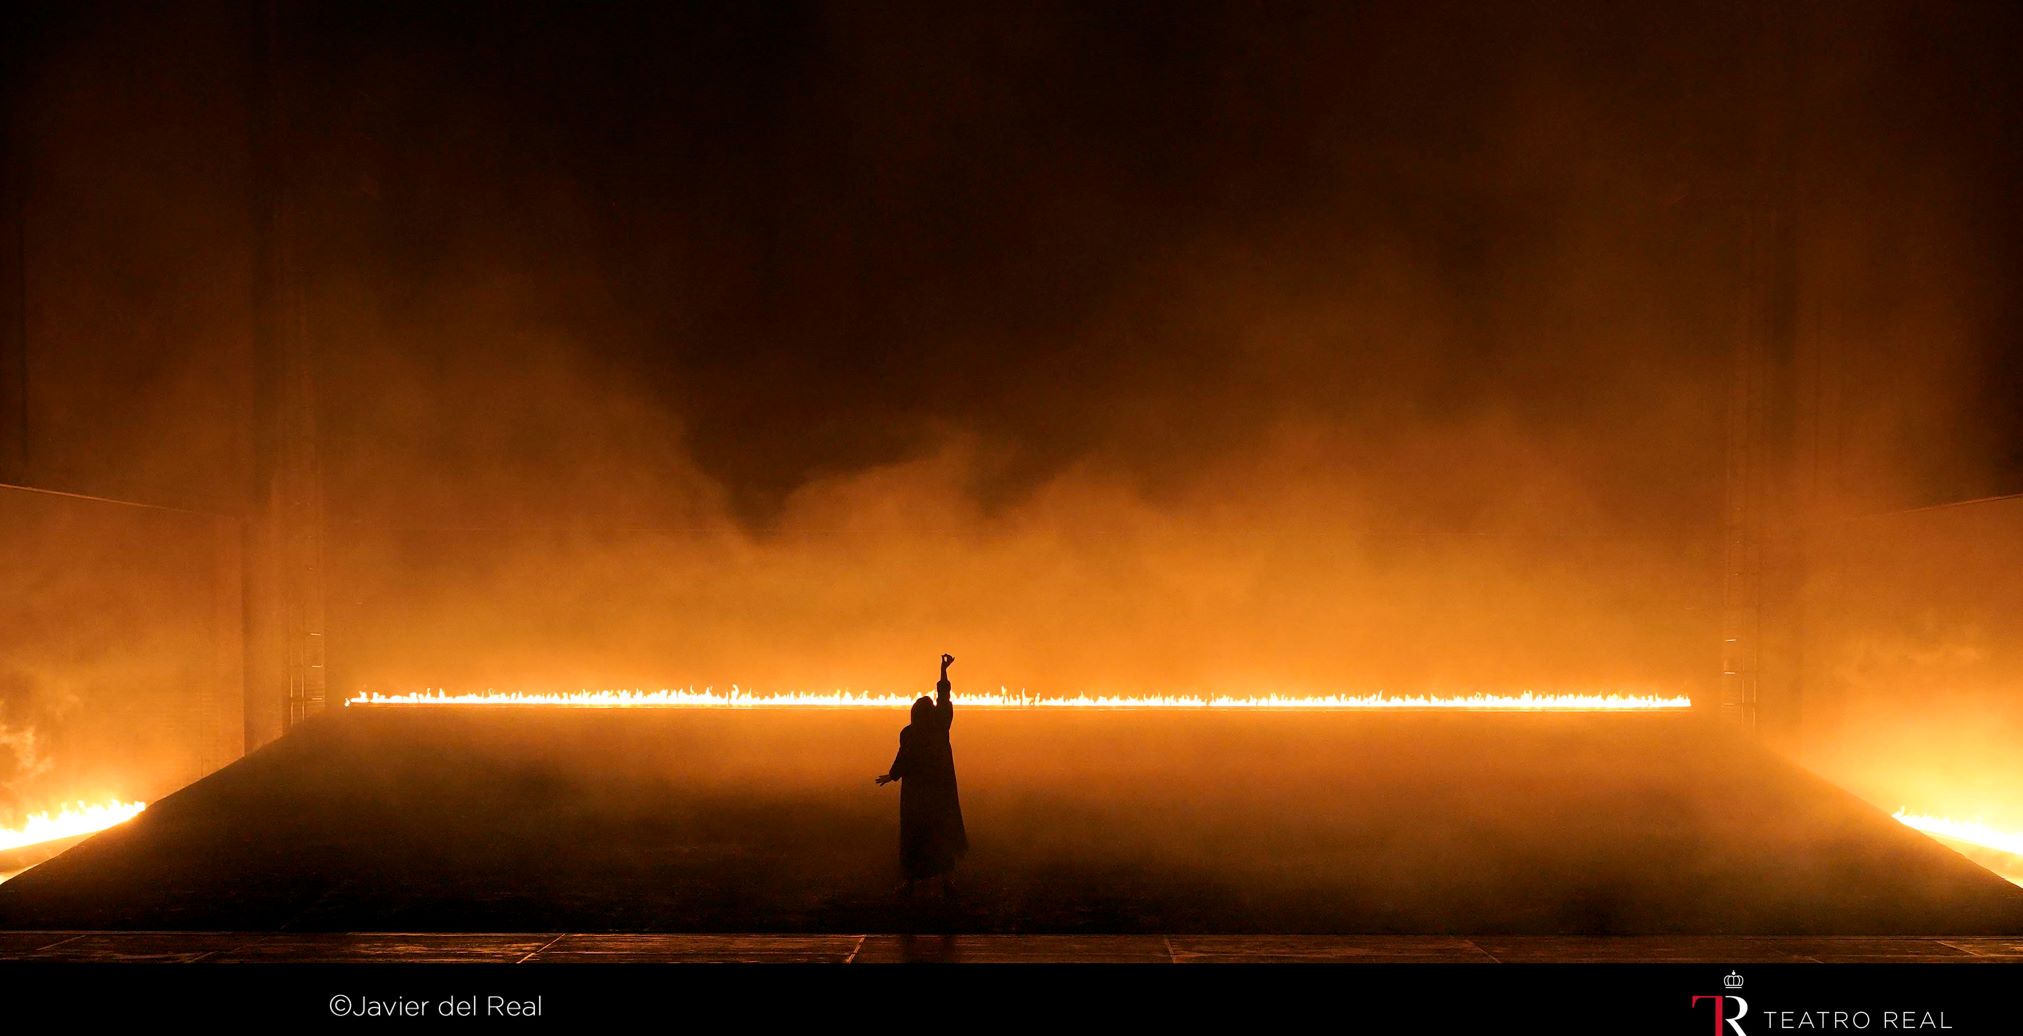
[1,708,2019,934]
[3,932,2021,963]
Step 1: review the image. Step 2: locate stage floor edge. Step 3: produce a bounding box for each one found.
[1,931,2021,963]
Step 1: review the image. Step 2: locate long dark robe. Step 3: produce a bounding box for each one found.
[888,682,968,879]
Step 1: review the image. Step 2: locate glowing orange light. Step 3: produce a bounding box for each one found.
[1893,809,2023,858]
[345,687,1691,711]
[0,799,148,853]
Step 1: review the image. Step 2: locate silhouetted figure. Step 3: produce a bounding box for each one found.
[874,653,968,896]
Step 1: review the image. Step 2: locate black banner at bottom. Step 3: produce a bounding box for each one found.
[4,961,2015,1032]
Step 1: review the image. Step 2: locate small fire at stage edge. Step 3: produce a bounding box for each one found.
[1894,810,2023,885]
[0,799,147,853]
[1,799,150,883]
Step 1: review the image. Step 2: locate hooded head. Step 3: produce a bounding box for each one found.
[911,696,934,726]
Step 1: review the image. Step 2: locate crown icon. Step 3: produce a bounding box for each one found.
[1723,972,1744,990]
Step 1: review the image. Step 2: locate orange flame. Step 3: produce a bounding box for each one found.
[1893,809,2023,858]
[345,687,1691,710]
[0,799,148,853]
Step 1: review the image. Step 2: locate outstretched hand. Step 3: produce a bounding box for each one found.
[941,653,955,668]
[874,774,896,786]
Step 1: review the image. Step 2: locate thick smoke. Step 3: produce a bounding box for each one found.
[308,2,1760,700]
[325,262,1728,699]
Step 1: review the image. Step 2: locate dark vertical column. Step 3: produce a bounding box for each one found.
[1719,208,1766,733]
[1727,0,1826,748]
[0,20,28,486]
[1782,0,1848,759]
[1747,194,1804,744]
[1721,1,1806,737]
[244,0,287,749]
[245,0,326,749]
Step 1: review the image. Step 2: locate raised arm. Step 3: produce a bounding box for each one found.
[936,652,954,725]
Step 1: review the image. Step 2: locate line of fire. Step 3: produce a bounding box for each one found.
[1,2,2021,969]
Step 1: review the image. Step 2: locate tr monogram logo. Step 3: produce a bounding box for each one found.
[1691,994,1751,1036]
